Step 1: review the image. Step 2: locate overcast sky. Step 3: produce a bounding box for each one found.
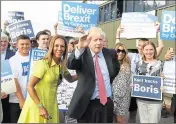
[1,1,83,35]
[1,1,106,35]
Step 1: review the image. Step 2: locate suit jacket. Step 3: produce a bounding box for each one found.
[66,48,120,119]
[5,48,15,60]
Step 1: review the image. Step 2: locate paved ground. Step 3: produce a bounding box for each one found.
[126,111,175,124]
[59,96,175,123]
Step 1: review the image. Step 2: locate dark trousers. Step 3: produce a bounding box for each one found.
[128,97,138,123]
[1,95,10,123]
[171,94,176,123]
[77,97,113,123]
[9,103,21,123]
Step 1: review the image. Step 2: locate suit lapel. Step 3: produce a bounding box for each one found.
[85,48,95,79]
[5,49,9,60]
[102,49,113,77]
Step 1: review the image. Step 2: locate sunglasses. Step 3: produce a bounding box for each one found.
[116,49,126,54]
[1,40,8,42]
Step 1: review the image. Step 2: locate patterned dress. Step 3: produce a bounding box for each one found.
[135,60,163,77]
[112,64,131,115]
[135,60,163,102]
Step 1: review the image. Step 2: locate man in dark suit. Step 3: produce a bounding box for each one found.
[67,27,120,123]
[1,32,15,123]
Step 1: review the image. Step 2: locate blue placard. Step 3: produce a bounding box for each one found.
[27,49,47,84]
[1,60,17,94]
[1,60,13,77]
[131,75,162,100]
[25,49,47,98]
[8,11,24,24]
[61,1,99,31]
[160,11,176,41]
[8,20,35,43]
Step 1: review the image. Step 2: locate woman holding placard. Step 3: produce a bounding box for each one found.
[116,22,164,123]
[135,41,164,123]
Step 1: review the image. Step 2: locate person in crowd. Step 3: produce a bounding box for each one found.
[66,27,120,123]
[67,38,76,58]
[116,22,164,123]
[112,43,131,123]
[1,32,15,123]
[36,31,49,50]
[8,35,31,123]
[0,92,8,123]
[30,38,38,48]
[1,21,10,40]
[135,41,164,123]
[164,48,176,123]
[9,41,18,52]
[18,35,77,123]
[43,29,52,45]
[43,29,51,37]
[102,36,108,48]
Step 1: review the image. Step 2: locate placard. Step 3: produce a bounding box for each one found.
[163,58,176,94]
[131,75,163,100]
[160,11,175,41]
[8,20,35,43]
[1,60,16,94]
[58,1,99,37]
[120,12,158,39]
[8,11,24,24]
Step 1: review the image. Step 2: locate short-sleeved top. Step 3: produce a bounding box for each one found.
[32,59,69,104]
[18,59,69,123]
[9,52,30,103]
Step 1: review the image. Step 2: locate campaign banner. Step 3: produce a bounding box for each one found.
[25,49,47,98]
[131,75,162,100]
[8,11,24,24]
[160,11,175,41]
[1,60,16,94]
[8,20,35,43]
[163,58,176,94]
[57,69,77,123]
[58,1,99,37]
[27,49,47,83]
[120,12,158,39]
[57,74,77,110]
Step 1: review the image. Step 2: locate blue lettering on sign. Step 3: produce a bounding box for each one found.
[21,62,29,76]
[132,75,162,100]
[160,11,176,41]
[61,1,99,31]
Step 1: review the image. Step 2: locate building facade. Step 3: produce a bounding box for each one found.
[97,0,175,60]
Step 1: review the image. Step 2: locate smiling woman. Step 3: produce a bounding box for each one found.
[17,35,77,123]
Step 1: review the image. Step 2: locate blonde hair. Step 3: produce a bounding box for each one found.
[43,35,68,71]
[141,40,157,61]
[115,43,131,71]
[87,27,105,40]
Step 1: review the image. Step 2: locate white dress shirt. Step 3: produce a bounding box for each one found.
[1,50,6,61]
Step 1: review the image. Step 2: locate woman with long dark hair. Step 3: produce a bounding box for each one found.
[18,35,76,123]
